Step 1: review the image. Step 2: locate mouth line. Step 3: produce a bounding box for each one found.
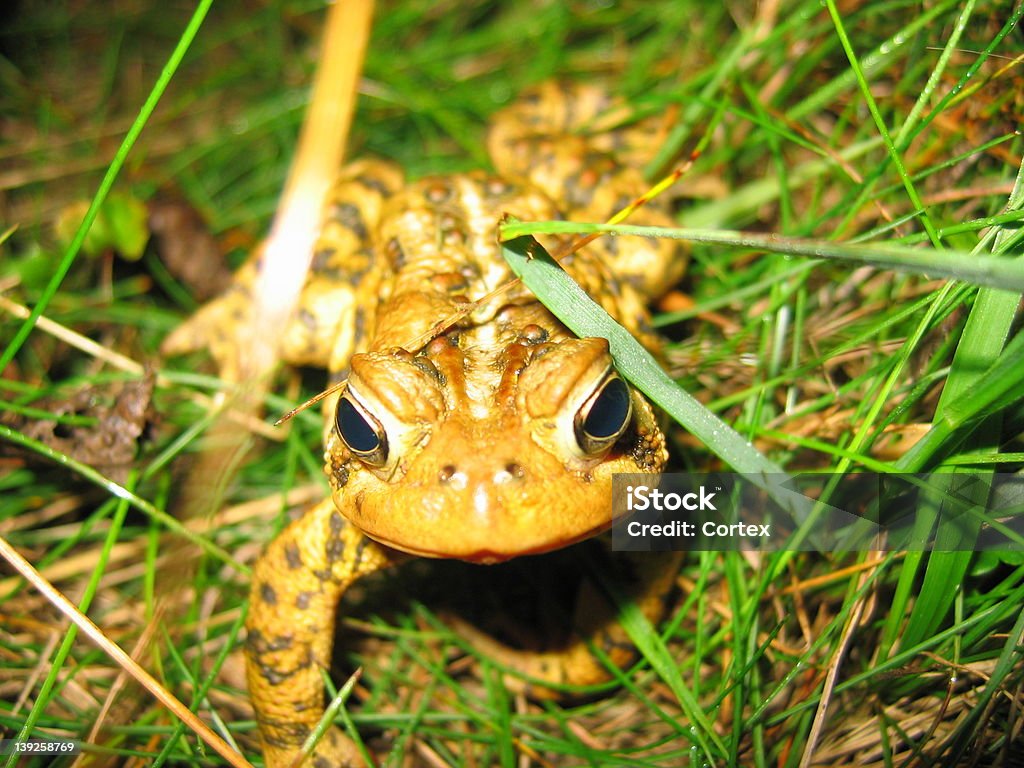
[361,522,612,564]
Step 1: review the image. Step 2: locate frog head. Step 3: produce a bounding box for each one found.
[324,333,665,564]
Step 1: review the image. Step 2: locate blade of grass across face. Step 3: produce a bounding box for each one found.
[500,227,783,478]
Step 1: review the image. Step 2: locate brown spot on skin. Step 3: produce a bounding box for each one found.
[353,537,371,569]
[285,544,302,570]
[430,272,469,293]
[311,247,336,273]
[330,201,368,240]
[296,591,312,610]
[326,536,345,564]
[330,463,350,490]
[444,230,466,247]
[426,336,452,356]
[260,583,278,605]
[254,647,316,685]
[426,182,452,203]
[391,347,415,362]
[246,629,292,653]
[357,173,392,195]
[329,510,345,535]
[386,237,406,268]
[520,324,548,344]
[486,177,515,197]
[441,219,467,246]
[261,721,312,747]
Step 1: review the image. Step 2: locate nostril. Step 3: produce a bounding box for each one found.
[438,464,457,483]
[493,462,525,484]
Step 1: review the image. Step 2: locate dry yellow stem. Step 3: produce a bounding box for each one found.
[249,0,375,379]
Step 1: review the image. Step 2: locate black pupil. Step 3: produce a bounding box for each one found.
[583,377,630,439]
[337,398,380,454]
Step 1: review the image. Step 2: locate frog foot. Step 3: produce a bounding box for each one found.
[160,261,259,382]
[444,614,619,701]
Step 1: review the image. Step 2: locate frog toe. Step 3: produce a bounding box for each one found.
[161,283,253,381]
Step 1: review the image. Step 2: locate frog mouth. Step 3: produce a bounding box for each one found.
[359,520,612,565]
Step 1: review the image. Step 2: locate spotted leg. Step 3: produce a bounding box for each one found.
[453,548,683,698]
[245,499,404,767]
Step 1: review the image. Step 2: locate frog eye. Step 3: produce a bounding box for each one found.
[574,373,633,455]
[335,391,388,467]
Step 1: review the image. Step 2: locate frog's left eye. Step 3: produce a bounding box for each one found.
[574,373,632,455]
[335,391,388,467]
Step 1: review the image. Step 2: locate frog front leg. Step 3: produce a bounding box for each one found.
[246,498,404,767]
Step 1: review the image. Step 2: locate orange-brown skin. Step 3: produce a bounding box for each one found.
[164,82,685,767]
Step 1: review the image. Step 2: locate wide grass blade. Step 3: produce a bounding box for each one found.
[500,228,784,477]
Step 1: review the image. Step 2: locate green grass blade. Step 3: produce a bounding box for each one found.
[0,423,245,574]
[942,605,1024,762]
[614,599,726,760]
[0,0,214,374]
[825,0,940,246]
[891,155,1024,654]
[786,0,957,123]
[499,220,1024,292]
